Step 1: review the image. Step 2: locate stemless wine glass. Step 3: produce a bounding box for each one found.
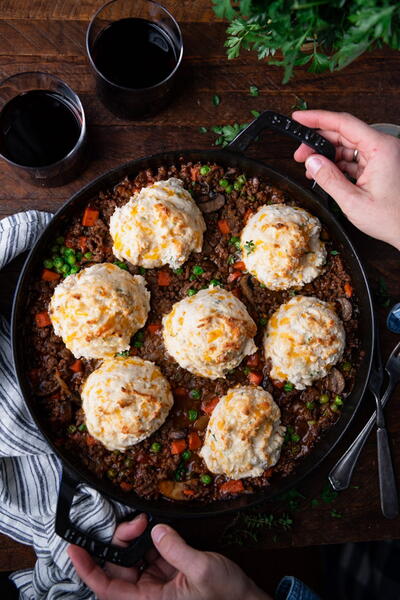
[0,72,87,187]
[86,0,183,119]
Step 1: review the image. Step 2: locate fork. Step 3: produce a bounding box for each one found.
[329,340,400,518]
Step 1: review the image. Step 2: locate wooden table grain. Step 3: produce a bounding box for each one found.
[0,0,400,575]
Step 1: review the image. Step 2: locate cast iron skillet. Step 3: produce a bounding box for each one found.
[12,112,374,566]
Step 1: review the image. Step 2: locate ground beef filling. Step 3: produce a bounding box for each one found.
[25,160,362,502]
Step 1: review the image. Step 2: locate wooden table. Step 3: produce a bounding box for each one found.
[1,0,400,579]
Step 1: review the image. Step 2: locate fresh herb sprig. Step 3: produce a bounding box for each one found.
[212,0,400,83]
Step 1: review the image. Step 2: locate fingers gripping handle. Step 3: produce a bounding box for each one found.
[228,111,336,161]
[55,468,161,567]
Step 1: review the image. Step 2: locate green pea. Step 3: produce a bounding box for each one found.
[330,403,339,412]
[342,361,352,371]
[151,442,162,453]
[66,254,76,265]
[64,247,75,257]
[173,267,183,275]
[182,450,192,461]
[61,264,70,275]
[78,423,87,432]
[107,468,117,479]
[76,251,83,261]
[209,279,222,287]
[67,424,77,434]
[225,185,233,194]
[43,259,54,269]
[291,433,300,442]
[70,265,80,274]
[56,236,64,245]
[189,274,197,281]
[188,409,198,421]
[306,401,315,410]
[84,252,93,260]
[200,474,212,485]
[334,395,343,406]
[237,175,246,185]
[187,288,197,296]
[320,393,330,404]
[284,383,294,392]
[234,181,243,191]
[53,257,64,268]
[219,179,229,188]
[60,246,68,255]
[190,389,201,400]
[200,165,211,175]
[192,265,204,276]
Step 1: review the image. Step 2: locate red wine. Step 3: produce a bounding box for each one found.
[92,18,177,89]
[0,90,81,168]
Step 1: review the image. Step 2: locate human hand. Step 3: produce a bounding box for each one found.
[292,109,400,251]
[67,513,271,600]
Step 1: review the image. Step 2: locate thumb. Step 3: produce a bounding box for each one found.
[305,154,362,207]
[151,524,206,576]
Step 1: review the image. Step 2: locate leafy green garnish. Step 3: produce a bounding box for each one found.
[249,84,259,96]
[211,122,249,147]
[212,0,400,83]
[116,350,129,357]
[250,109,261,118]
[291,96,308,111]
[244,240,255,254]
[212,94,221,106]
[199,126,208,134]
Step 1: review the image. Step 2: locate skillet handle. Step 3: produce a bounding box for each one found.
[55,467,163,567]
[228,110,336,161]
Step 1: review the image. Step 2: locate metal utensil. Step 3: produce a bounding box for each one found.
[329,341,400,516]
[370,328,398,518]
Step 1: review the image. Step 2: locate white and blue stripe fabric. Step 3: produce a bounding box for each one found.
[0,210,133,599]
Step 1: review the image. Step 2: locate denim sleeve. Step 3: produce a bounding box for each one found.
[275,576,322,600]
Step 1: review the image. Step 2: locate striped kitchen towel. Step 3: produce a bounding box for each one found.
[0,210,132,599]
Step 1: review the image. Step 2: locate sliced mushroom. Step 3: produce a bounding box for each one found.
[159,479,196,501]
[326,367,345,394]
[198,193,225,214]
[193,415,209,431]
[336,297,352,321]
[239,275,254,304]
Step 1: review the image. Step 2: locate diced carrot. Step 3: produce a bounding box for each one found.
[220,480,244,495]
[231,288,241,299]
[70,359,83,373]
[86,435,97,446]
[202,396,219,415]
[120,481,134,492]
[82,207,99,227]
[247,352,260,368]
[65,238,74,248]
[173,387,188,398]
[183,489,195,497]
[228,271,242,283]
[41,268,60,282]
[218,219,230,234]
[190,166,200,182]
[35,311,51,328]
[157,270,171,286]
[344,283,353,298]
[79,236,88,252]
[243,209,254,223]
[148,323,162,334]
[233,261,246,271]
[171,439,187,455]
[248,371,263,386]
[188,432,201,451]
[273,380,285,389]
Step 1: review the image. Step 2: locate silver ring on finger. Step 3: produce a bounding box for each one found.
[353,149,359,162]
